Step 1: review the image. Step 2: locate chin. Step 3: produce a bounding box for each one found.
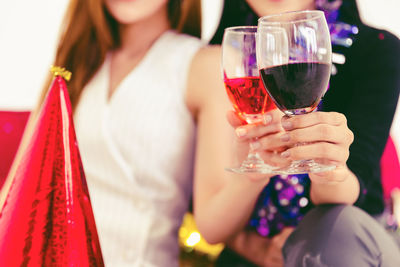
[105,0,167,25]
[108,7,143,24]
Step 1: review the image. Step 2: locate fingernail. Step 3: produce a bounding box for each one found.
[281,151,290,158]
[250,141,261,150]
[280,133,290,142]
[235,127,247,137]
[282,121,292,130]
[263,114,272,125]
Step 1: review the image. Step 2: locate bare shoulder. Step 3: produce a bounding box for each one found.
[185,45,227,118]
[189,45,222,85]
[192,45,222,66]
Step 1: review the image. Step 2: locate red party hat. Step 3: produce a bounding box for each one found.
[0,67,104,266]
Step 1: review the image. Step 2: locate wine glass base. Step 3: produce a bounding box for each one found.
[273,159,336,175]
[225,152,277,174]
[225,164,277,174]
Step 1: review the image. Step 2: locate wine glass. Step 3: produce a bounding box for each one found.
[257,10,335,174]
[222,26,277,174]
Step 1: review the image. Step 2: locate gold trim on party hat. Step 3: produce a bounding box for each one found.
[50,65,72,81]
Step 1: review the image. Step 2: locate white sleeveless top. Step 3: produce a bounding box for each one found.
[74,31,204,267]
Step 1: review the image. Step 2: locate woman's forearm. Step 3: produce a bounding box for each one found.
[194,174,270,244]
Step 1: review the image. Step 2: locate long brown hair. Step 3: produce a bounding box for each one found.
[40,0,202,110]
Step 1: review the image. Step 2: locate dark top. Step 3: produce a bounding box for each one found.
[324,24,400,215]
[210,1,400,218]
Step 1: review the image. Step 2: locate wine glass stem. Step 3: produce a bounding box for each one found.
[239,138,265,169]
[241,152,266,169]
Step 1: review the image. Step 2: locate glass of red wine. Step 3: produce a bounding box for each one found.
[257,10,335,174]
[222,26,277,174]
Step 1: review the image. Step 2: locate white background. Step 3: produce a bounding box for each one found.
[0,0,399,149]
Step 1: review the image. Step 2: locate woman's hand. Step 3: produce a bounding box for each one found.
[227,109,291,171]
[278,111,354,183]
[227,227,294,267]
[228,110,354,181]
[276,111,359,204]
[228,109,359,203]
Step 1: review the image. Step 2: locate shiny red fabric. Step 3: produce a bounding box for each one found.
[0,111,30,187]
[0,76,104,266]
[381,136,400,200]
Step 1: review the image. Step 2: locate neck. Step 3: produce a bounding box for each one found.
[117,6,170,57]
[249,1,317,17]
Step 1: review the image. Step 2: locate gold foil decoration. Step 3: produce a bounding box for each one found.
[50,65,72,81]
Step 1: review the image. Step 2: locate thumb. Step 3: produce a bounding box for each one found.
[226,110,245,127]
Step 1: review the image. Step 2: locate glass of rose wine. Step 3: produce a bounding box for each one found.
[257,10,335,174]
[222,26,277,174]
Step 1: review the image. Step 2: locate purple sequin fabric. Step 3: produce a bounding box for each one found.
[248,0,360,238]
[317,0,359,47]
[248,175,312,237]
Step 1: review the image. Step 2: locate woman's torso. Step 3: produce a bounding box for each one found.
[74,30,204,267]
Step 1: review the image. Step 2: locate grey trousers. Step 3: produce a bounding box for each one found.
[283,204,400,267]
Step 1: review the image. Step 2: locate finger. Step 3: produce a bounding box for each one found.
[251,132,289,153]
[257,150,292,168]
[227,109,281,128]
[271,227,294,248]
[234,109,285,140]
[226,110,245,127]
[280,124,354,147]
[282,142,349,164]
[282,112,346,131]
[236,122,283,141]
[267,108,286,124]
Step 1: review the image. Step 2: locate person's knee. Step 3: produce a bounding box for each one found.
[311,204,369,234]
[283,204,384,267]
[287,204,368,241]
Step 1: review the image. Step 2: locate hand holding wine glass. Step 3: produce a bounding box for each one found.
[278,111,354,180]
[222,26,277,174]
[257,10,338,174]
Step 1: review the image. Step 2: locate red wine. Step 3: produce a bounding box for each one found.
[260,62,330,114]
[224,76,276,122]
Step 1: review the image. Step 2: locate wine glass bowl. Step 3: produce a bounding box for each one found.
[224,76,276,123]
[222,26,277,174]
[259,62,331,116]
[257,10,335,174]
